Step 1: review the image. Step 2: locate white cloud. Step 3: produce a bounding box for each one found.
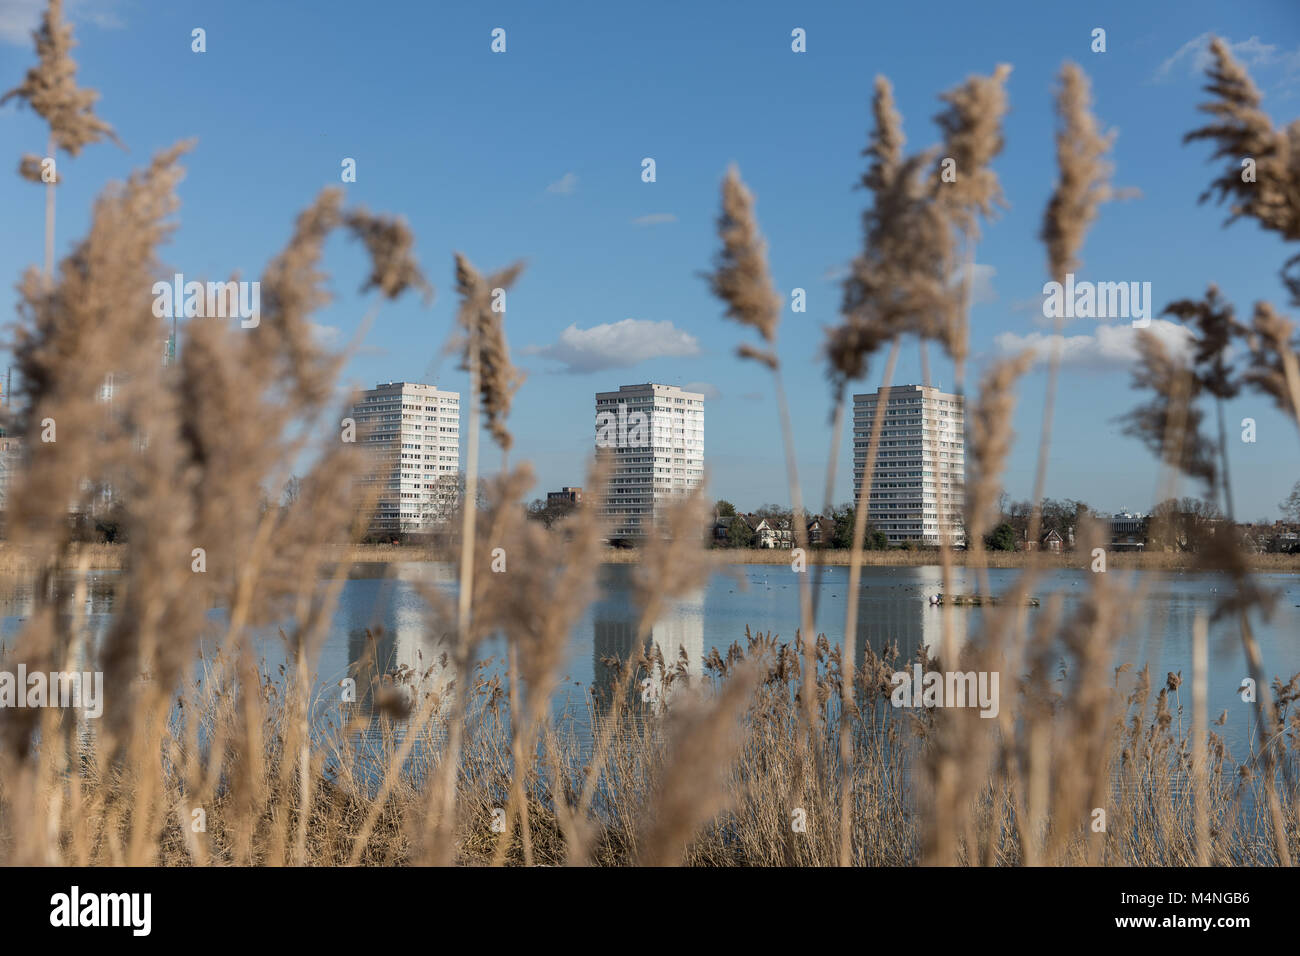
[309,322,341,347]
[994,318,1194,370]
[1,0,122,45]
[953,262,998,305]
[546,172,578,195]
[631,213,677,226]
[1155,32,1300,83]
[524,318,700,373]
[0,0,49,44]
[684,381,721,401]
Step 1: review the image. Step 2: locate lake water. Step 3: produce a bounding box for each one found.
[2,563,1297,761]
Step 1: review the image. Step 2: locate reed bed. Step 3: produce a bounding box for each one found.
[4,543,1297,574]
[0,3,1297,867]
[0,543,126,573]
[52,629,1299,866]
[598,547,1300,571]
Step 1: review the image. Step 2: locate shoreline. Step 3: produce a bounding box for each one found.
[6,543,1298,574]
[599,547,1300,572]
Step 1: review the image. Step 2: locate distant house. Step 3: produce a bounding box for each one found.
[712,511,797,548]
[1021,529,1064,552]
[767,516,793,549]
[1260,523,1300,553]
[745,514,776,548]
[711,515,732,544]
[547,487,582,507]
[1110,511,1146,551]
[734,513,790,549]
[806,515,828,546]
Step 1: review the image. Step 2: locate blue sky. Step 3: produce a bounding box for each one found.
[3,0,1299,519]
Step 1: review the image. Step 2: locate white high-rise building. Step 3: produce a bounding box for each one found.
[0,431,21,513]
[595,383,704,540]
[852,384,965,546]
[351,382,460,535]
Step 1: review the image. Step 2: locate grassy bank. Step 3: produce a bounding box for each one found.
[0,543,127,574]
[348,544,1300,573]
[9,542,1295,574]
[682,548,1300,572]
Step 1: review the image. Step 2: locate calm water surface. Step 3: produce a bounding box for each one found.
[3,563,1297,760]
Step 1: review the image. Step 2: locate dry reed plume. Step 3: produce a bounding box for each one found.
[452,252,525,456]
[2,0,121,284]
[0,0,118,156]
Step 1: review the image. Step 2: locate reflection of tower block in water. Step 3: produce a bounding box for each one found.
[593,591,705,716]
[850,573,969,668]
[592,617,649,716]
[645,599,705,711]
[346,600,456,719]
[919,597,968,659]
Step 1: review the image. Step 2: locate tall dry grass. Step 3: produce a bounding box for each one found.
[0,5,1296,867]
